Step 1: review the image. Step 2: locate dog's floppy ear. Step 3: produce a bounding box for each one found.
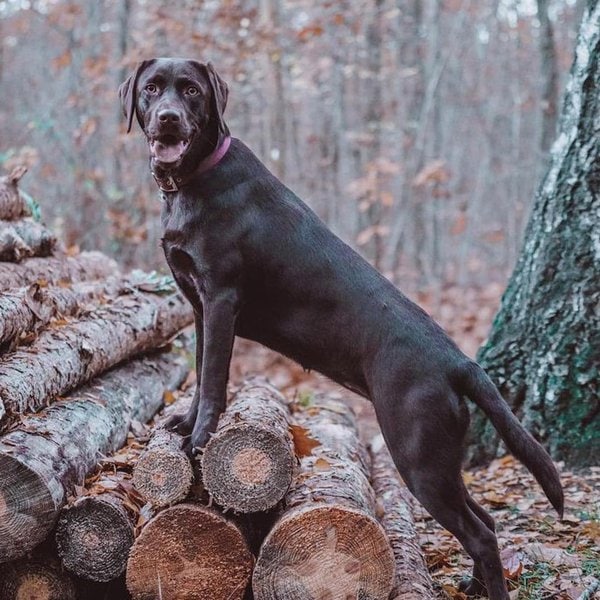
[118,59,154,133]
[205,62,229,136]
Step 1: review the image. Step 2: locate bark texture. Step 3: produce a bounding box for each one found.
[0,250,117,291]
[0,288,193,426]
[0,218,57,262]
[0,351,189,562]
[201,380,294,513]
[471,1,600,467]
[126,503,254,600]
[0,278,122,351]
[252,397,395,600]
[370,435,437,600]
[133,429,193,507]
[0,166,30,221]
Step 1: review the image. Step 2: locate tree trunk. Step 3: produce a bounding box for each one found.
[126,503,254,600]
[133,429,193,507]
[0,350,189,563]
[201,379,294,513]
[0,556,77,600]
[252,397,395,600]
[0,218,58,262]
[470,0,600,467]
[0,289,193,427]
[55,468,147,583]
[370,435,437,600]
[0,251,118,291]
[0,166,30,221]
[0,278,122,351]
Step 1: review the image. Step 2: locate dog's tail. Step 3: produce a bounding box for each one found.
[458,361,564,517]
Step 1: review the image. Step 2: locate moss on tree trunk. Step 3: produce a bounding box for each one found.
[469,0,600,467]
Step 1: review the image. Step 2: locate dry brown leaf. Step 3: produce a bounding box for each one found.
[289,424,320,457]
[314,457,331,471]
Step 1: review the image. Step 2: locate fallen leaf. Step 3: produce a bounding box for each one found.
[289,424,320,457]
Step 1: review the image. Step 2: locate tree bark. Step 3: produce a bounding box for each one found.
[252,396,395,600]
[0,166,30,221]
[201,379,294,513]
[470,1,600,467]
[0,218,58,262]
[370,435,437,600]
[0,278,123,351]
[0,556,77,600]
[0,350,189,563]
[55,469,147,583]
[133,429,193,507]
[126,503,254,600]
[0,251,118,291]
[0,288,193,427]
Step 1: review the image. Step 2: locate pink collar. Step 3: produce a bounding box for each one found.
[196,136,231,175]
[152,136,231,193]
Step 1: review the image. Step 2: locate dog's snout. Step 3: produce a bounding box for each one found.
[158,109,181,124]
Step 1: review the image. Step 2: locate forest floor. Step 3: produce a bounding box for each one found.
[228,282,600,600]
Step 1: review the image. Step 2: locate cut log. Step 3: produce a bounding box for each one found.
[252,396,395,600]
[0,278,125,351]
[56,496,134,583]
[370,434,437,600]
[55,471,146,583]
[126,503,253,600]
[0,166,30,220]
[0,557,77,600]
[0,350,189,563]
[0,250,117,291]
[133,429,193,507]
[0,218,57,262]
[0,287,193,427]
[201,380,294,513]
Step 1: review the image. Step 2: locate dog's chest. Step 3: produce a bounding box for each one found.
[160,194,212,277]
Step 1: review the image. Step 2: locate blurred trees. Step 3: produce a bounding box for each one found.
[471,0,599,467]
[0,0,583,289]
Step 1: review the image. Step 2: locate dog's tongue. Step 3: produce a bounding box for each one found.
[150,140,187,164]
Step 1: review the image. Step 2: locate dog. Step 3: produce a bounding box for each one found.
[119,58,563,600]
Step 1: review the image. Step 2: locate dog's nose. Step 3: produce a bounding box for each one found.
[158,110,181,124]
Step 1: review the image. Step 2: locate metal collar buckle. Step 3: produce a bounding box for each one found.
[152,172,179,193]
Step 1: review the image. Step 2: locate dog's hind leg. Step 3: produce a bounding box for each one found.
[459,493,499,597]
[373,386,509,600]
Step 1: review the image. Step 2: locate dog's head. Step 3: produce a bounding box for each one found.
[119,58,229,170]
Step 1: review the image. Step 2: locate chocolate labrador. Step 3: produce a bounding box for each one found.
[119,58,563,600]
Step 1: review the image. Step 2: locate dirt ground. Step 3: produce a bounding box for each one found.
[228,283,600,600]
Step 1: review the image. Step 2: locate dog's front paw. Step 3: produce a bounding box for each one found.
[162,412,194,437]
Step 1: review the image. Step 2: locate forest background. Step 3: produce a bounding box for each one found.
[0,0,584,300]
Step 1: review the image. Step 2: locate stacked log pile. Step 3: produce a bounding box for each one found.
[0,170,194,597]
[0,170,441,599]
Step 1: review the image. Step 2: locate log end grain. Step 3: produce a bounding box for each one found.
[126,504,253,600]
[55,496,134,583]
[132,430,193,507]
[0,560,76,600]
[252,505,395,600]
[0,453,59,563]
[202,424,294,513]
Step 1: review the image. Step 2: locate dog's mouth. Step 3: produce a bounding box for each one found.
[149,134,191,165]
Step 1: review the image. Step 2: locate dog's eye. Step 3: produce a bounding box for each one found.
[186,86,199,96]
[145,83,158,94]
